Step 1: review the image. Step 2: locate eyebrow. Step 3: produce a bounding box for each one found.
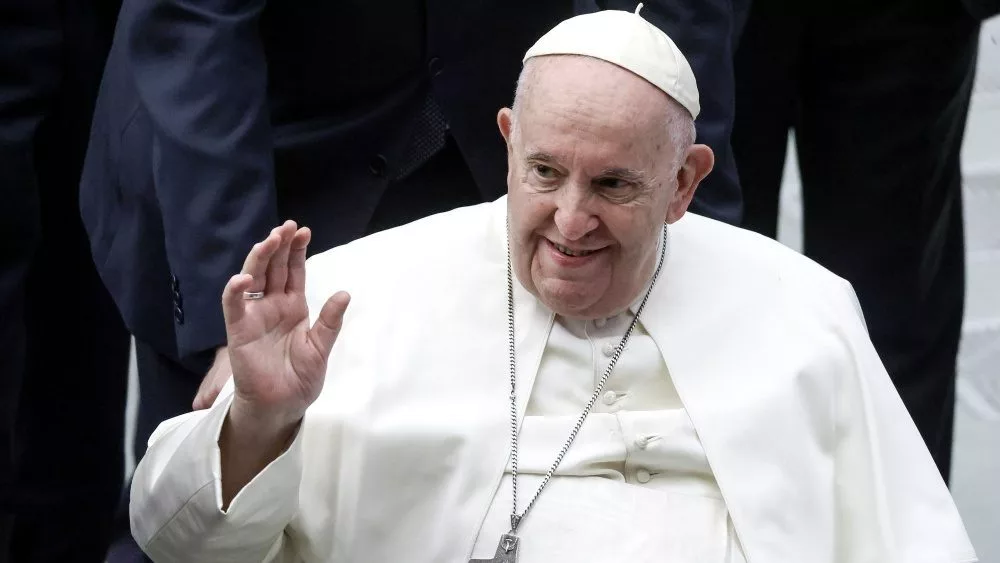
[596,167,649,185]
[525,151,559,164]
[525,151,650,184]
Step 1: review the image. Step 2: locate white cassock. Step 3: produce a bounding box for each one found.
[130,197,976,563]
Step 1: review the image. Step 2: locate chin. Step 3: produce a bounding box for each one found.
[536,282,603,319]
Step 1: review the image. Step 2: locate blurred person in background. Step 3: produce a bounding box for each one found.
[0,1,130,562]
[82,0,749,559]
[731,0,999,484]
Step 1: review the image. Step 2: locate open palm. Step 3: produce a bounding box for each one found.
[221,221,350,420]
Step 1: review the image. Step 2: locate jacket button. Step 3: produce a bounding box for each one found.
[369,154,387,177]
[427,56,443,77]
[173,305,185,325]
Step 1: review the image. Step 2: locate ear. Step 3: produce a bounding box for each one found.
[498,108,516,192]
[498,107,514,150]
[665,144,714,224]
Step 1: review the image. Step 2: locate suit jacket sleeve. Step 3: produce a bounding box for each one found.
[130,389,303,562]
[573,0,750,225]
[127,0,278,357]
[833,280,976,563]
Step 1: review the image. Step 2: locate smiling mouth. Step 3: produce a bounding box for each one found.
[552,242,599,257]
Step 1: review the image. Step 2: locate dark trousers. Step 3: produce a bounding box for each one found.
[0,171,36,563]
[731,0,980,482]
[5,232,130,563]
[1,1,129,556]
[0,154,130,563]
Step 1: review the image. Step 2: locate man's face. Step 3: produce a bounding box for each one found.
[499,56,709,320]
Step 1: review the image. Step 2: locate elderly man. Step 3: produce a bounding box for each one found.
[129,8,974,563]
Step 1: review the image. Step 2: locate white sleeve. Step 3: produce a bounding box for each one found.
[833,280,977,563]
[129,390,305,563]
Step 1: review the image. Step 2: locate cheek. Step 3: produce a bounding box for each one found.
[509,194,545,260]
[603,210,661,254]
[511,188,555,230]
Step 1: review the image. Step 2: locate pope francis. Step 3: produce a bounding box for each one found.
[129,7,976,563]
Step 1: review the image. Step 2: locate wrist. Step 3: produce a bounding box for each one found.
[219,396,302,509]
[228,394,304,444]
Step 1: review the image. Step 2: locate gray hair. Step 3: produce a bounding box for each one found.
[511,58,696,174]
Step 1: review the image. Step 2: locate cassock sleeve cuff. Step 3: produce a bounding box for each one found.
[131,391,304,561]
[212,393,306,520]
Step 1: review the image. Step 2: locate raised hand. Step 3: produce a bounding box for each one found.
[221,220,350,429]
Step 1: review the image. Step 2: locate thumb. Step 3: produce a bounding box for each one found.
[192,381,221,410]
[307,291,351,360]
[192,369,226,410]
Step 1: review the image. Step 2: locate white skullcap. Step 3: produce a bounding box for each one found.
[523,3,700,118]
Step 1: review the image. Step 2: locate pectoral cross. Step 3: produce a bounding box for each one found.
[469,533,519,563]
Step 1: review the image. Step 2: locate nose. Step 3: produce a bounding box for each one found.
[553,186,599,241]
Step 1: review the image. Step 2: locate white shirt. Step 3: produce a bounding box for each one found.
[471,312,747,562]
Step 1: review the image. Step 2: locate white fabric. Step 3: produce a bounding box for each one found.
[523,8,701,118]
[130,198,975,563]
[470,313,746,561]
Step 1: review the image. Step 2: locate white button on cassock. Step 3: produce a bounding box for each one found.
[602,390,618,405]
[602,342,617,357]
[636,469,652,484]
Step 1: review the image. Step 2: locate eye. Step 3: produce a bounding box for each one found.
[533,164,557,179]
[595,177,630,190]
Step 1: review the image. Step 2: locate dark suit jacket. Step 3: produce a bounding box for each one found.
[962,0,1000,18]
[81,0,748,364]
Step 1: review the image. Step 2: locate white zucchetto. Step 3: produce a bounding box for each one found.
[523,3,701,118]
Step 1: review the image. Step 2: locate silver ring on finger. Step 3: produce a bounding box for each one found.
[242,291,265,300]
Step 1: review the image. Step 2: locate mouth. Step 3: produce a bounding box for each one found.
[552,242,599,257]
[542,238,609,267]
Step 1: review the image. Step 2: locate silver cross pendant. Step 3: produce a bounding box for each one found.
[469,533,519,563]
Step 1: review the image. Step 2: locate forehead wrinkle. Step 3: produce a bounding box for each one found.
[521,105,641,158]
[529,61,667,119]
[516,66,678,181]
